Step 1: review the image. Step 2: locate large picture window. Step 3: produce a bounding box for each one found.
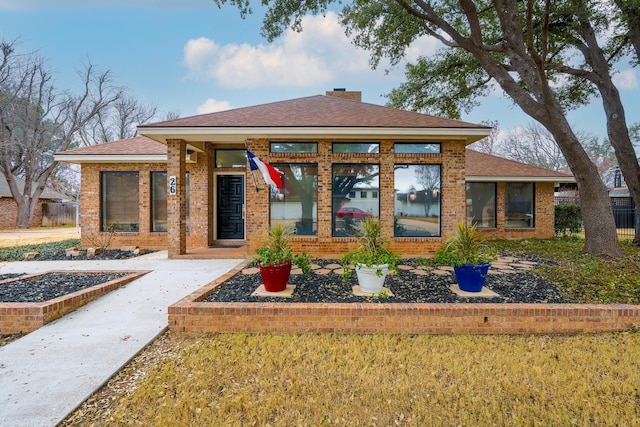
[505,182,534,228]
[466,182,496,228]
[332,164,379,236]
[270,164,318,235]
[151,172,167,232]
[394,164,441,237]
[101,172,139,232]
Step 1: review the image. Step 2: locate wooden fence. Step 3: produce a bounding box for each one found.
[42,202,76,227]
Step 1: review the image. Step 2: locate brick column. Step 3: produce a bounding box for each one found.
[167,139,187,256]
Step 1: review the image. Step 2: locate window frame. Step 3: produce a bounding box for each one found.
[332,163,380,237]
[151,171,168,232]
[466,182,497,228]
[505,182,535,229]
[269,162,319,236]
[100,171,139,232]
[393,163,442,237]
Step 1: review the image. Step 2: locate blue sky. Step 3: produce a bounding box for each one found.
[0,0,638,141]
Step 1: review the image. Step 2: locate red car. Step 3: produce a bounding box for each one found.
[336,207,372,219]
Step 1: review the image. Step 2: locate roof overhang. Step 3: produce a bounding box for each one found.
[54,154,167,164]
[466,176,576,183]
[138,126,491,144]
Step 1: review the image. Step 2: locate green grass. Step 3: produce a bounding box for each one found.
[0,239,81,261]
[489,238,640,303]
[97,332,640,426]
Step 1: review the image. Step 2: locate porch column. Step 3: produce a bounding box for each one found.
[167,139,187,257]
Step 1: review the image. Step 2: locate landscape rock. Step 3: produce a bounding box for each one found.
[23,252,40,260]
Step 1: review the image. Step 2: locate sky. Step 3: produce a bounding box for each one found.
[0,0,639,141]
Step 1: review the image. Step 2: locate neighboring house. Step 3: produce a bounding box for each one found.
[0,174,67,229]
[55,90,574,257]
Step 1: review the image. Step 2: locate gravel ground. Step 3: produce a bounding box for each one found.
[206,258,569,304]
[0,272,130,303]
[32,249,153,261]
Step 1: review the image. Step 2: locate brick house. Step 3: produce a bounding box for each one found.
[0,174,67,229]
[55,90,573,257]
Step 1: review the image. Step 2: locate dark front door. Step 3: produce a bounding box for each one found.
[216,175,244,240]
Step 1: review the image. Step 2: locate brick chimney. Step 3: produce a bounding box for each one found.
[325,88,362,102]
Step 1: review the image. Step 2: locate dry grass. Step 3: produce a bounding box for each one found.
[90,332,640,426]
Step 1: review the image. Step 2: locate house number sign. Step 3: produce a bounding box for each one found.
[169,176,177,195]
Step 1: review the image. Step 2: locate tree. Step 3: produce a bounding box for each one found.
[0,39,122,228]
[552,1,640,244]
[468,119,499,155]
[498,122,569,172]
[215,0,623,256]
[77,94,158,146]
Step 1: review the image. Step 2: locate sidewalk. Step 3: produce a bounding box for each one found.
[0,251,244,427]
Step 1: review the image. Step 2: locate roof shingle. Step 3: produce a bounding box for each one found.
[140,95,488,129]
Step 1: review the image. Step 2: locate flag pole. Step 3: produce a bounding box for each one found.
[245,139,260,193]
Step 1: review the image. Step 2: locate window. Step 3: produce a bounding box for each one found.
[394,143,441,154]
[215,150,246,168]
[333,142,380,153]
[372,191,378,199]
[151,172,190,232]
[101,172,139,232]
[466,183,496,228]
[348,191,356,198]
[333,164,379,236]
[270,163,318,235]
[151,172,167,232]
[394,164,441,237]
[505,183,534,228]
[270,142,317,153]
[360,191,367,199]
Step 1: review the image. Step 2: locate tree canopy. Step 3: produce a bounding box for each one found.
[216,0,640,255]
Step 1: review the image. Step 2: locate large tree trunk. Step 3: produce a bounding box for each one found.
[543,118,623,257]
[574,2,640,245]
[15,196,36,229]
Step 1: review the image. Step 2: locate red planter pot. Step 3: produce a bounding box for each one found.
[258,262,292,292]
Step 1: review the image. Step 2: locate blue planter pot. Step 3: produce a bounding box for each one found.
[454,264,490,292]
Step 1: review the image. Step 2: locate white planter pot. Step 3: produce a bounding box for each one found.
[355,263,389,294]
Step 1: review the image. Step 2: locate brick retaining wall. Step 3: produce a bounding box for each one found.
[168,264,640,335]
[0,271,148,334]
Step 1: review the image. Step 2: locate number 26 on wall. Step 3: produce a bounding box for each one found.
[169,175,177,195]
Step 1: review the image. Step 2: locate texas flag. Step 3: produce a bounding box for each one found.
[246,150,284,190]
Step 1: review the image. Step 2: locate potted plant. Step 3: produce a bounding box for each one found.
[254,223,311,292]
[434,222,496,292]
[341,217,401,294]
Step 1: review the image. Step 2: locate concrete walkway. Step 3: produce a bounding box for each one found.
[0,251,244,427]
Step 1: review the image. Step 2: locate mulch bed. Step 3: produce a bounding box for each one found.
[205,257,570,304]
[31,249,154,261]
[0,272,130,303]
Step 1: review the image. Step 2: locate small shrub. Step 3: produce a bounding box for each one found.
[555,204,583,237]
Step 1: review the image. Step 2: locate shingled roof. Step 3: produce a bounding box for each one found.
[465,149,573,182]
[55,136,167,163]
[141,95,486,129]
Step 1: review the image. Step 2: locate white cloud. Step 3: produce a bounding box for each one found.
[182,11,435,90]
[196,98,233,114]
[613,69,638,90]
[183,12,368,89]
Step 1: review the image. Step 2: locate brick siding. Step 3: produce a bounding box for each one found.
[78,140,557,255]
[0,197,47,229]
